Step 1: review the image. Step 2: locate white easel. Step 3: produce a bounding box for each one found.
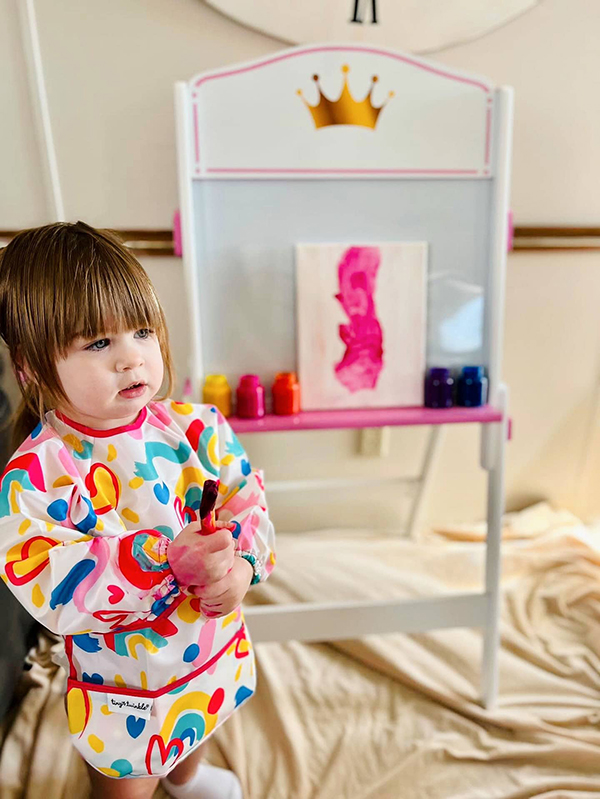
[175,43,512,707]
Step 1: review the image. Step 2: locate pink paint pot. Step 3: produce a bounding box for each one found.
[236,375,265,419]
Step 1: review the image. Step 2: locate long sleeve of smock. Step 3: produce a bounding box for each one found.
[0,437,179,636]
[175,404,276,583]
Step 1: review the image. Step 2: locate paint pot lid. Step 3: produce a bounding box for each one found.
[461,366,485,378]
[239,374,262,387]
[274,372,298,384]
[428,367,450,379]
[204,374,230,386]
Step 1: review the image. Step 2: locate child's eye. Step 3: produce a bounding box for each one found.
[135,328,153,339]
[86,338,110,352]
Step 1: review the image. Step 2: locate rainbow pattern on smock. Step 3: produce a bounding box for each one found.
[0,400,275,778]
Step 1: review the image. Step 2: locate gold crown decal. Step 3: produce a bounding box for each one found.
[297,65,394,130]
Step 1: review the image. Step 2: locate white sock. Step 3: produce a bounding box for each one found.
[161,763,243,799]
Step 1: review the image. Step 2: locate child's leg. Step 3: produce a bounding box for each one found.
[161,740,242,798]
[165,742,206,785]
[84,759,159,799]
[63,693,159,799]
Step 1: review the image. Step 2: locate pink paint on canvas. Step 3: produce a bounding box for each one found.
[334,246,384,393]
[296,241,427,411]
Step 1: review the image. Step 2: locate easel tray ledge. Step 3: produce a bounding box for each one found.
[229,404,503,434]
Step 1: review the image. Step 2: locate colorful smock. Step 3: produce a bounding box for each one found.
[0,400,276,778]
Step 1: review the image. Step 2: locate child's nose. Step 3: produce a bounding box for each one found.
[116,344,144,371]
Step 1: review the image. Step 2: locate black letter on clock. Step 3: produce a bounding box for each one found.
[350,0,378,24]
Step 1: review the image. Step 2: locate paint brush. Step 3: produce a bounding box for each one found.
[198,479,220,535]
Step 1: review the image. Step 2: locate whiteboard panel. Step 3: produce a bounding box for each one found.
[192,178,492,388]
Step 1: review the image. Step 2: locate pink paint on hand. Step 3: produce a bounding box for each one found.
[334,246,384,392]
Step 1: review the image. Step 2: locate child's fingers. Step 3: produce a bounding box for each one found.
[201,528,235,554]
[190,579,230,601]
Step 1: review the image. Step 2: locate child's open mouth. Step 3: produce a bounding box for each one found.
[119,382,147,399]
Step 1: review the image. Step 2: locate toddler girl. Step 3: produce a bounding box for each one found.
[0,222,275,799]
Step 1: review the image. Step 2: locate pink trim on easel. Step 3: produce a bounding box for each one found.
[173,209,182,257]
[485,105,492,166]
[193,104,200,167]
[191,45,492,176]
[206,167,481,176]
[193,45,491,94]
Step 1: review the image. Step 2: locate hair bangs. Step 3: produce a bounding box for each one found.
[53,232,165,353]
[72,259,163,344]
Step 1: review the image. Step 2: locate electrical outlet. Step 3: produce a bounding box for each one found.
[359,426,391,457]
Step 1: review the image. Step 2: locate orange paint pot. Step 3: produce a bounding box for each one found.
[272,372,300,415]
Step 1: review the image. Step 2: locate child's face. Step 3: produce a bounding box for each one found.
[55,327,164,430]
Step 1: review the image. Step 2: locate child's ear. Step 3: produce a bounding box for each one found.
[14,350,33,385]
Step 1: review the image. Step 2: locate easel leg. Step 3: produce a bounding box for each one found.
[407,426,444,538]
[481,384,508,708]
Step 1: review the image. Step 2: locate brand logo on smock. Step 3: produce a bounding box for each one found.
[106,694,154,719]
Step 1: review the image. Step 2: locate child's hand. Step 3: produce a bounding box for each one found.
[190,556,253,618]
[167,520,235,588]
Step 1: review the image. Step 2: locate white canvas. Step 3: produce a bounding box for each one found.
[296,242,427,410]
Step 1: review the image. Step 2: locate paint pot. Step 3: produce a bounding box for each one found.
[202,374,232,417]
[457,366,488,407]
[236,375,265,419]
[272,372,300,415]
[424,367,454,408]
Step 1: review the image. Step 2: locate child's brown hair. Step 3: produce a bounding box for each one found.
[0,221,174,450]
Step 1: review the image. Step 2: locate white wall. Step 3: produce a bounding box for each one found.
[1,0,281,228]
[2,0,599,530]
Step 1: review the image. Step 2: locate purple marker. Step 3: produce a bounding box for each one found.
[198,479,219,534]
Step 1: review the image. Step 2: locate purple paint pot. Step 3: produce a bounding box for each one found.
[424,368,454,409]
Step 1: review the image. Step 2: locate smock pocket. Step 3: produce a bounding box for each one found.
[65,622,255,778]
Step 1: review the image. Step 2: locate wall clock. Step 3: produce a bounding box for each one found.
[203,0,540,53]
